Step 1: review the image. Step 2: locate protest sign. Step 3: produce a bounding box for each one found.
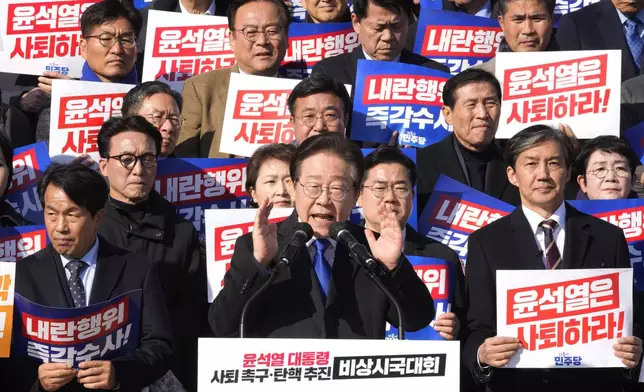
[155,158,250,239]
[198,338,460,390]
[418,175,514,267]
[554,0,600,23]
[281,22,358,79]
[0,225,47,262]
[0,0,95,77]
[624,122,644,164]
[413,10,502,75]
[291,0,308,22]
[351,60,451,148]
[49,80,134,163]
[6,142,51,225]
[497,268,632,368]
[13,290,142,367]
[494,50,621,139]
[142,10,234,93]
[0,262,16,357]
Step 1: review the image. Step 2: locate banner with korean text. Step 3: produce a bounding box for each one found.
[351,61,452,148]
[497,269,632,368]
[13,289,141,367]
[281,22,358,79]
[413,10,502,75]
[386,256,454,340]
[553,0,600,24]
[418,175,513,267]
[155,158,250,240]
[198,338,460,390]
[142,11,233,93]
[49,80,134,162]
[6,142,51,225]
[0,0,95,77]
[0,262,16,357]
[0,225,47,262]
[494,50,621,139]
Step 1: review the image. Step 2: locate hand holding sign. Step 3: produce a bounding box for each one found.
[38,71,74,95]
[478,336,522,368]
[365,203,403,270]
[613,336,643,368]
[252,198,279,266]
[434,312,460,340]
[77,360,118,389]
[38,363,77,392]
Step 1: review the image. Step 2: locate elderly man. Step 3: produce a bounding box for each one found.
[300,0,351,22]
[122,81,183,157]
[176,0,291,158]
[97,116,205,391]
[210,132,434,338]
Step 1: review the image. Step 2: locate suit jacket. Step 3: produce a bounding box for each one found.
[621,74,644,133]
[209,212,434,338]
[416,134,521,217]
[463,204,633,392]
[10,238,174,392]
[557,0,643,82]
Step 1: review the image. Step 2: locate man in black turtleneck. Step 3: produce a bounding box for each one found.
[96,116,206,392]
[417,68,521,215]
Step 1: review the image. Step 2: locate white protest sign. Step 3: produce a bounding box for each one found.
[497,268,632,368]
[49,80,134,162]
[142,10,234,93]
[0,262,16,358]
[495,50,621,139]
[205,208,294,302]
[0,0,96,77]
[198,338,460,391]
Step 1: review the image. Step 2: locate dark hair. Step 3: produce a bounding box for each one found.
[0,133,13,196]
[227,0,291,30]
[505,125,574,169]
[287,74,352,119]
[81,0,143,38]
[442,68,502,109]
[499,0,555,16]
[575,136,639,177]
[352,0,412,21]
[246,143,297,195]
[38,163,108,217]
[98,116,162,158]
[290,132,364,189]
[362,146,416,187]
[122,81,183,116]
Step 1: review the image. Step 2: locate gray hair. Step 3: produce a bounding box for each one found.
[504,125,574,169]
[121,81,183,116]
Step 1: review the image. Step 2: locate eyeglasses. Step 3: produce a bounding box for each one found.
[362,183,411,198]
[298,181,351,202]
[143,112,181,127]
[587,167,631,179]
[109,153,158,170]
[294,112,343,129]
[232,26,284,42]
[84,34,137,49]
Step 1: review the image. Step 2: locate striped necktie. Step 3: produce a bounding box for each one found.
[539,220,561,270]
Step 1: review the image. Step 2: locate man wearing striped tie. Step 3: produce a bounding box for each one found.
[463,125,642,392]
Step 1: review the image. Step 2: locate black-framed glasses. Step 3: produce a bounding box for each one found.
[587,167,631,179]
[294,112,343,129]
[362,183,411,198]
[297,181,351,202]
[109,153,158,170]
[84,34,137,49]
[143,112,181,127]
[232,26,284,42]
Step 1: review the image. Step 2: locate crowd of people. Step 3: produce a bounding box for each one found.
[0,0,644,390]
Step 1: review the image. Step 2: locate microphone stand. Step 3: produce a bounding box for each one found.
[239,262,287,338]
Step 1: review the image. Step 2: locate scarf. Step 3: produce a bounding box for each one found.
[80,61,139,84]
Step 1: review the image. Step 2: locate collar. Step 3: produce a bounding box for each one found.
[80,61,138,84]
[616,7,644,24]
[60,236,99,269]
[362,48,401,63]
[474,0,492,18]
[307,236,338,249]
[238,66,279,78]
[522,202,566,236]
[178,0,215,15]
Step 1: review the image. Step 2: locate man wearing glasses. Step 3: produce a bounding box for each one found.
[176,0,291,158]
[96,116,205,391]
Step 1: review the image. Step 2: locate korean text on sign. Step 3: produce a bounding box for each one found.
[0,263,16,357]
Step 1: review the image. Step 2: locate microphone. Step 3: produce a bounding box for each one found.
[329,222,377,271]
[276,222,314,267]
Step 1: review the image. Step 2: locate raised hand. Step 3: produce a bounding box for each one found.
[365,202,403,270]
[252,198,279,266]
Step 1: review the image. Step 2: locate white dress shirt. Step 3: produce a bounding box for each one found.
[616,8,644,40]
[178,0,216,15]
[60,237,99,305]
[522,203,566,268]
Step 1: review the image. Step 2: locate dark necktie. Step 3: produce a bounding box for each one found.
[625,17,644,71]
[313,239,332,301]
[539,220,561,270]
[65,260,87,308]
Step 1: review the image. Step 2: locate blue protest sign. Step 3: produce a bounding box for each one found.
[6,142,51,225]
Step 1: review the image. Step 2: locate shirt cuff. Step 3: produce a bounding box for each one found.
[476,345,493,382]
[253,256,271,276]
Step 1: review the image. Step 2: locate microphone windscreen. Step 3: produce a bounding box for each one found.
[329,222,349,240]
[294,222,314,241]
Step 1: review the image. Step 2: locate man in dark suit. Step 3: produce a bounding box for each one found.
[557,0,644,82]
[417,68,521,217]
[210,132,434,338]
[312,0,449,88]
[12,163,173,392]
[464,125,642,392]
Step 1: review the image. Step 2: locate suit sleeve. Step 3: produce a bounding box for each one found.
[111,262,175,391]
[450,252,467,339]
[186,227,210,336]
[555,14,582,50]
[175,77,203,158]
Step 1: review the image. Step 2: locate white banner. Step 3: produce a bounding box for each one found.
[0,0,97,77]
[205,207,294,302]
[48,80,134,162]
[198,338,460,391]
[495,50,621,139]
[0,262,16,358]
[141,10,234,93]
[496,268,632,368]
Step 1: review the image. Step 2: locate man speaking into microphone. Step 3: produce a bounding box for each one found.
[210,133,434,338]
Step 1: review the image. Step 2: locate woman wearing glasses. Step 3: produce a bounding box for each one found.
[246,143,296,208]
